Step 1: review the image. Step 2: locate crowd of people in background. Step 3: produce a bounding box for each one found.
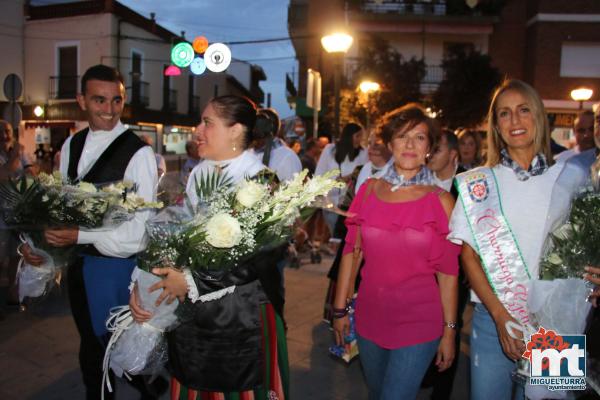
[2,64,600,400]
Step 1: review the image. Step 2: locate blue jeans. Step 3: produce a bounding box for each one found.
[471,303,524,400]
[357,334,439,400]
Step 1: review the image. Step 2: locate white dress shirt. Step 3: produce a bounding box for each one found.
[355,160,390,194]
[433,165,458,192]
[155,153,167,175]
[554,146,581,163]
[59,121,158,258]
[250,139,302,182]
[315,143,368,178]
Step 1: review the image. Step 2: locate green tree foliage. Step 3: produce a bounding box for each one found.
[355,37,425,116]
[433,45,501,129]
[325,36,426,131]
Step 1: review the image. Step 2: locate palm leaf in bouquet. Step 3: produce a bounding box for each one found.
[0,175,53,226]
[193,170,234,202]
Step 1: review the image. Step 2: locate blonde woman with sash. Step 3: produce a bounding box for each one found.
[448,80,585,399]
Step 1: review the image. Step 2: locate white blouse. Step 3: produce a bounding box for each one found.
[314,143,368,178]
[448,162,586,302]
[185,150,265,208]
[314,143,368,205]
[250,139,302,182]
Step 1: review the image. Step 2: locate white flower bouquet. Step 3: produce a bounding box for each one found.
[103,169,343,379]
[531,188,598,336]
[139,168,344,274]
[0,172,163,302]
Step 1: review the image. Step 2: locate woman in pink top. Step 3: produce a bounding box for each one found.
[333,104,460,399]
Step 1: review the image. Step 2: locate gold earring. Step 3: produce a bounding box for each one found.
[232,142,237,151]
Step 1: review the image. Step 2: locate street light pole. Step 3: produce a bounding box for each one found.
[359,80,381,134]
[333,54,342,140]
[321,32,353,139]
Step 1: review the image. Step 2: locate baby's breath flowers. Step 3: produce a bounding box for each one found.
[138,169,344,273]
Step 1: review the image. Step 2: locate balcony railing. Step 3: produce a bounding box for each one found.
[357,0,505,17]
[344,60,443,94]
[49,75,79,99]
[164,89,177,111]
[421,65,444,94]
[127,80,150,107]
[362,0,447,16]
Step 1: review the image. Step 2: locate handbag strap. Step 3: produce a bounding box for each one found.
[348,179,374,297]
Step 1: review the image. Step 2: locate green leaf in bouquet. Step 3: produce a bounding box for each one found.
[253,168,279,187]
[194,170,234,202]
[540,190,600,279]
[0,176,50,225]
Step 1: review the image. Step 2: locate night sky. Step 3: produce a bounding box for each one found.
[118,0,297,118]
[32,0,298,118]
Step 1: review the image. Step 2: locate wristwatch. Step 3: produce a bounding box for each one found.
[444,321,457,330]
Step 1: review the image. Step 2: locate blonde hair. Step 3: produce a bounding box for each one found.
[485,79,553,167]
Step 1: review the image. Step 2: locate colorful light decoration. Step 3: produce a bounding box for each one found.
[192,36,209,54]
[168,36,232,76]
[190,57,207,75]
[164,65,182,76]
[204,43,232,73]
[171,42,195,68]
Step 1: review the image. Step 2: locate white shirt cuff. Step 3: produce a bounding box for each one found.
[77,229,97,245]
[183,268,200,303]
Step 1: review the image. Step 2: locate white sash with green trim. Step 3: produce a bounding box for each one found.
[455,167,532,328]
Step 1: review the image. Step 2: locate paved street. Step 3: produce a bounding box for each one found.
[0,254,470,400]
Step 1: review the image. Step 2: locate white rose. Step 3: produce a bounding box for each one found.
[236,181,266,208]
[205,213,242,248]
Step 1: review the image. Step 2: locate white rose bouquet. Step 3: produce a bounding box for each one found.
[104,169,343,379]
[0,172,163,302]
[138,168,343,274]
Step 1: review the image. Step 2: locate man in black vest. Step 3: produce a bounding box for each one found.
[22,65,159,399]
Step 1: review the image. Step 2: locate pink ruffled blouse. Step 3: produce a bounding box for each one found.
[343,181,460,349]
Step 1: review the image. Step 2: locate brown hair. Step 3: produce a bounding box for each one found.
[377,103,438,151]
[209,95,258,149]
[485,79,553,167]
[456,129,483,166]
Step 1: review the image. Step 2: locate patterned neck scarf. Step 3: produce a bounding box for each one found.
[500,148,548,181]
[381,163,435,191]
